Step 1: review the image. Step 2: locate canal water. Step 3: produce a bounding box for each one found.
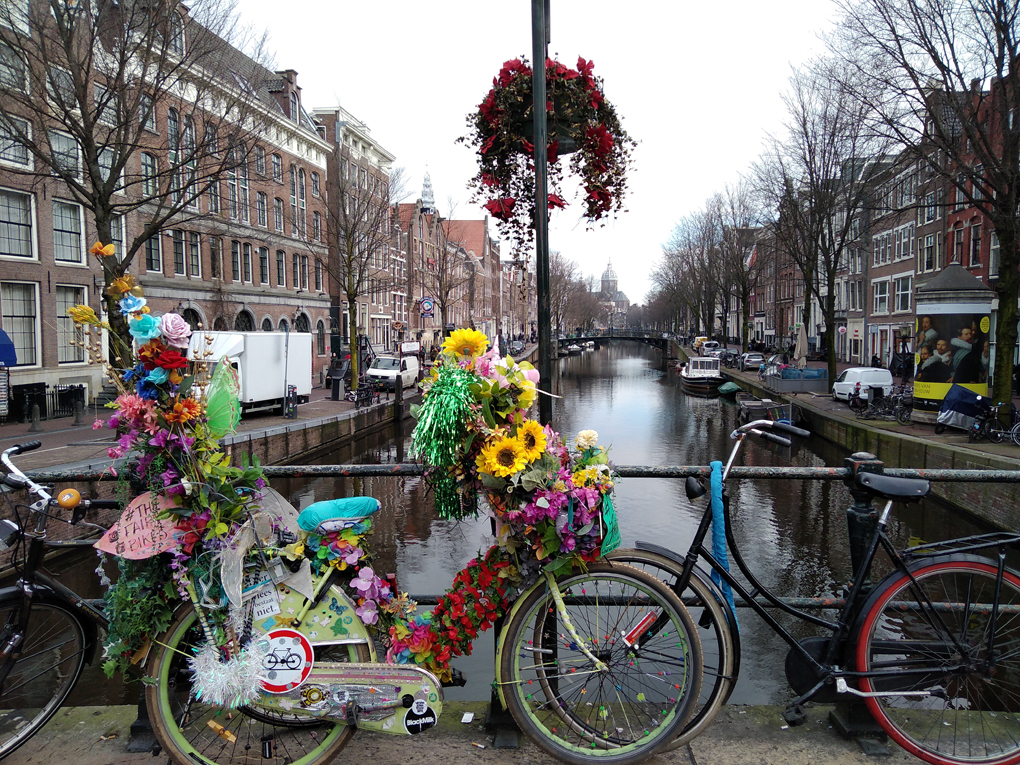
[42,341,993,707]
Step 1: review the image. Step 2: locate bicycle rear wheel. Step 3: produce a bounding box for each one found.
[0,596,87,759]
[499,562,702,765]
[854,556,1020,765]
[605,549,738,749]
[147,605,367,765]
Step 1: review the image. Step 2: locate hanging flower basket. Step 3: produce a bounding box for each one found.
[460,57,636,258]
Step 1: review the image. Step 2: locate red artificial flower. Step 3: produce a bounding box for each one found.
[155,348,189,370]
[481,172,499,188]
[483,197,516,221]
[520,138,534,154]
[498,58,531,87]
[547,194,567,210]
[547,140,559,165]
[480,134,497,155]
[137,339,167,370]
[590,88,604,109]
[586,124,615,157]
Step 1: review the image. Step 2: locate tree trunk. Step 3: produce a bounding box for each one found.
[346,296,359,384]
[992,226,1019,408]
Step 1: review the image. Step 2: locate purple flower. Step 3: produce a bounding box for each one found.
[342,547,363,565]
[159,313,193,349]
[352,567,382,601]
[356,599,379,625]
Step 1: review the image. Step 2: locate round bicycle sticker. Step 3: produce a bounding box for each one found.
[404,700,437,734]
[259,628,314,694]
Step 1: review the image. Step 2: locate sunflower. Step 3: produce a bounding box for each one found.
[517,420,547,462]
[443,328,488,360]
[477,435,527,478]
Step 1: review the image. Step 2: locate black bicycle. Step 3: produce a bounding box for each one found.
[0,441,120,759]
[609,420,1020,765]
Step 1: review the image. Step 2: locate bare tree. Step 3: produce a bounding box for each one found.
[0,0,275,355]
[320,147,406,381]
[754,60,888,380]
[707,184,764,351]
[656,209,721,339]
[549,251,580,336]
[564,274,606,333]
[414,204,476,340]
[830,0,1020,405]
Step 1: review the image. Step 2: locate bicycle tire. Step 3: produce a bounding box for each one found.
[896,406,912,425]
[498,562,702,765]
[605,549,738,749]
[147,605,366,765]
[853,556,1020,765]
[1011,421,1020,447]
[982,418,1005,444]
[0,596,87,760]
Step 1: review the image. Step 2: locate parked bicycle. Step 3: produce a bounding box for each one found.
[969,400,1019,444]
[0,441,121,760]
[608,419,1020,765]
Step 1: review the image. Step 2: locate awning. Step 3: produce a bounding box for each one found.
[0,329,17,366]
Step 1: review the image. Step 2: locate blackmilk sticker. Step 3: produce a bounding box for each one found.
[404,703,437,734]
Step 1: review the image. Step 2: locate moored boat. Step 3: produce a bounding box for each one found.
[679,357,726,396]
[567,344,583,355]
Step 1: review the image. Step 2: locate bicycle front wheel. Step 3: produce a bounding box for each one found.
[854,556,1020,765]
[0,597,87,759]
[499,562,702,765]
[147,605,365,765]
[897,406,912,425]
[605,549,738,749]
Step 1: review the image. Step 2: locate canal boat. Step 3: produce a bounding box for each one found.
[567,344,583,355]
[679,356,726,396]
[585,340,595,351]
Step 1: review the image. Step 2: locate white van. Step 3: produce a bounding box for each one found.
[367,355,420,390]
[831,367,894,401]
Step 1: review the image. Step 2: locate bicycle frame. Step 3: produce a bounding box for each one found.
[670,425,1018,699]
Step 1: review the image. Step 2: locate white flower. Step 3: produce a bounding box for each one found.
[575,429,599,450]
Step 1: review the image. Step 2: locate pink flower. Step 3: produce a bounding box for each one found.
[92,418,105,430]
[159,313,193,349]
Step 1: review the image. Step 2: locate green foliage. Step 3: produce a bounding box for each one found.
[101,556,176,678]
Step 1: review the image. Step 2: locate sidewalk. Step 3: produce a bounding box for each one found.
[9,701,917,765]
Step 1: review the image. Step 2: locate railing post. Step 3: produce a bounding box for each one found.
[829,451,887,749]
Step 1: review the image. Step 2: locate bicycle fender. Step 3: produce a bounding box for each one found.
[0,585,101,665]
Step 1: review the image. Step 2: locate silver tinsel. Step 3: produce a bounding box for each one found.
[188,635,269,708]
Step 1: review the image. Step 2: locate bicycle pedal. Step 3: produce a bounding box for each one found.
[782,704,808,727]
[441,667,467,687]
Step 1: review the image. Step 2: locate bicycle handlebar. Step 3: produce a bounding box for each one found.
[756,431,792,448]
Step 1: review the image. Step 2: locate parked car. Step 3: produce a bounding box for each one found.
[738,352,765,372]
[366,355,420,390]
[831,367,894,401]
[509,341,525,355]
[700,340,720,355]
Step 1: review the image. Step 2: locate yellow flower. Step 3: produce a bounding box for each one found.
[68,304,99,324]
[442,328,488,360]
[477,435,527,478]
[90,241,116,259]
[515,380,537,411]
[517,420,547,462]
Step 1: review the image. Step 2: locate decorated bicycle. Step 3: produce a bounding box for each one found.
[64,265,702,765]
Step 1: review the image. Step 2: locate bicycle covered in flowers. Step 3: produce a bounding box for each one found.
[59,279,704,765]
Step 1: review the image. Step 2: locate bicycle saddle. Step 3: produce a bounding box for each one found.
[298,496,381,533]
[854,472,929,502]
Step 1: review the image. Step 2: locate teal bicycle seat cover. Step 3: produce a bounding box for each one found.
[298,496,381,533]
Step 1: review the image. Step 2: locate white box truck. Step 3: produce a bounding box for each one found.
[188,331,312,414]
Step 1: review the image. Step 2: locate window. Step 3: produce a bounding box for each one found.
[237,163,249,222]
[256,192,267,226]
[141,152,158,196]
[0,42,26,93]
[145,235,161,271]
[47,67,74,108]
[94,83,119,126]
[56,285,85,363]
[0,116,29,168]
[230,240,240,281]
[317,320,325,355]
[311,172,320,197]
[292,253,299,288]
[209,237,221,278]
[301,255,308,289]
[242,243,252,282]
[139,93,156,132]
[0,0,29,34]
[990,231,1000,278]
[298,169,306,238]
[204,123,218,155]
[274,197,284,231]
[207,175,219,213]
[272,154,282,182]
[1,282,35,365]
[313,211,321,241]
[922,233,936,272]
[167,108,180,202]
[188,232,200,276]
[954,227,965,263]
[970,222,981,266]
[227,167,238,219]
[49,131,79,178]
[276,250,285,286]
[110,215,124,260]
[172,230,184,274]
[254,146,265,175]
[972,166,983,201]
[873,281,889,314]
[290,165,298,236]
[314,258,322,291]
[261,318,273,332]
[52,200,82,263]
[289,91,299,123]
[894,276,911,312]
[258,247,268,284]
[168,13,185,55]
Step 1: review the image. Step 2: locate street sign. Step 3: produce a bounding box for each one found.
[401,341,420,355]
[838,326,847,335]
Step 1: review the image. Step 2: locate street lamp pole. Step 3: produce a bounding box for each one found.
[532,0,552,425]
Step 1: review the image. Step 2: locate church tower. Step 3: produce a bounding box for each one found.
[421,172,435,214]
[601,259,618,297]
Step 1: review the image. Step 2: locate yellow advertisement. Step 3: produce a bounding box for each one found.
[913,312,989,407]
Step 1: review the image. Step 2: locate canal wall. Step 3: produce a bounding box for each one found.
[734,374,1020,530]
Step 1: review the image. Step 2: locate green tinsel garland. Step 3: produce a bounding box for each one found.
[411,365,477,520]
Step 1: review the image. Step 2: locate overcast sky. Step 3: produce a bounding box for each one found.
[238,1,837,306]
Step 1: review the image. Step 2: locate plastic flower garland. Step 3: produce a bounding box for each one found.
[461,56,636,258]
[388,330,621,680]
